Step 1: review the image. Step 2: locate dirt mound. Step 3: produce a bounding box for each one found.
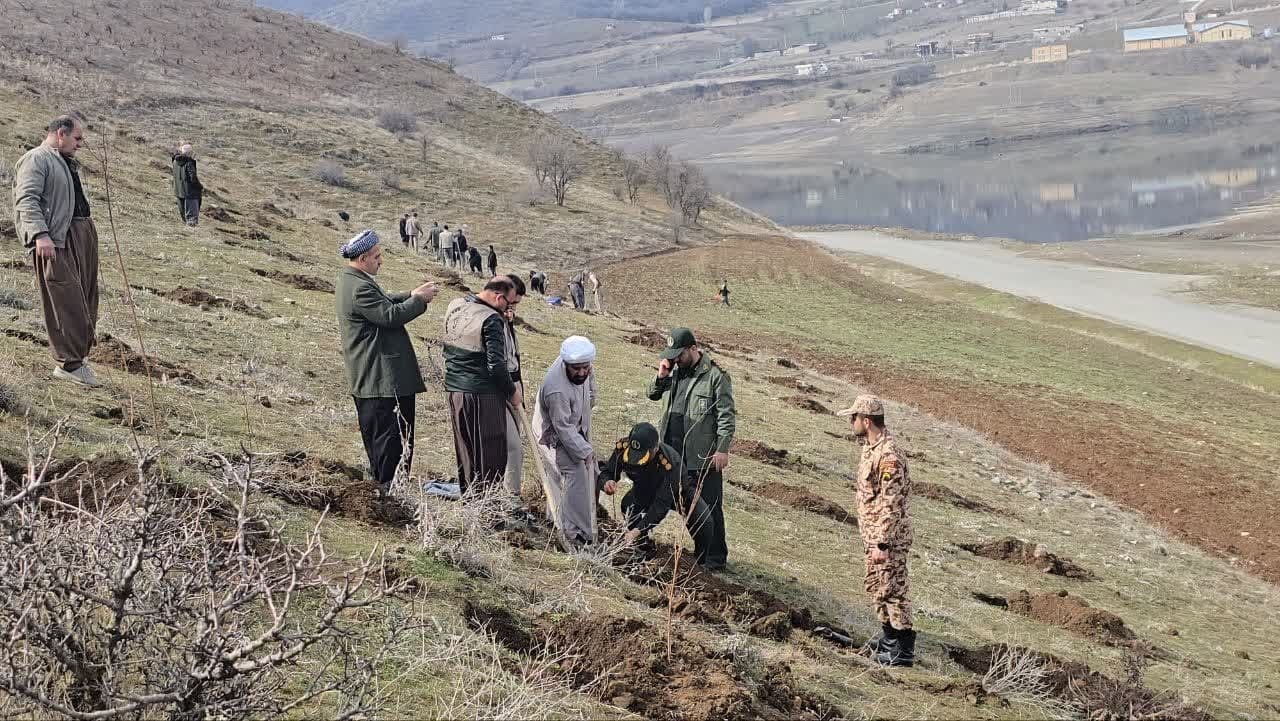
[624,543,813,640]
[257,452,415,527]
[515,613,837,721]
[766,375,822,394]
[958,537,1095,580]
[1008,590,1135,644]
[755,482,857,527]
[947,643,1208,721]
[462,600,535,651]
[3,328,48,346]
[625,327,668,349]
[788,397,831,415]
[1,259,28,270]
[433,270,471,292]
[250,268,334,293]
[36,455,143,512]
[89,334,202,386]
[731,439,791,466]
[201,205,235,223]
[160,286,269,318]
[916,482,1000,514]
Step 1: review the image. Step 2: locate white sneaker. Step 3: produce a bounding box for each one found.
[53,364,102,388]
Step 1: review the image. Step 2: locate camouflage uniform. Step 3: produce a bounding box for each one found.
[852,402,914,631]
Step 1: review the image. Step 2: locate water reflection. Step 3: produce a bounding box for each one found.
[711,142,1280,242]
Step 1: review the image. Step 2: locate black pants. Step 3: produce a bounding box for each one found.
[694,467,728,566]
[178,197,200,225]
[622,489,715,564]
[354,395,416,490]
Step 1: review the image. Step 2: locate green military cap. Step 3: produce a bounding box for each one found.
[623,422,660,465]
[659,327,697,361]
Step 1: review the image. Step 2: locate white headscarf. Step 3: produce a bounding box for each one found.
[559,336,596,363]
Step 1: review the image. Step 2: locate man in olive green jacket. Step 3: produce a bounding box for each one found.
[336,230,438,492]
[647,327,736,570]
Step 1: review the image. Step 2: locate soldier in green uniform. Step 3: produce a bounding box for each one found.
[647,328,736,570]
[599,423,714,564]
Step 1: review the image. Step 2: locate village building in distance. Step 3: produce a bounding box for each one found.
[1123,18,1251,52]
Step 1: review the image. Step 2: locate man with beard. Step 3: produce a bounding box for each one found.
[531,336,598,545]
[647,327,735,570]
[838,394,916,667]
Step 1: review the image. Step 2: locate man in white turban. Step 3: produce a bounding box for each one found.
[532,336,599,545]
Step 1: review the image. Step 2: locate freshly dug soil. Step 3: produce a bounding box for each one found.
[625,327,668,350]
[201,205,235,223]
[163,286,268,318]
[958,537,1095,580]
[433,270,471,292]
[492,612,839,721]
[788,396,831,415]
[250,268,334,293]
[463,600,535,652]
[1007,590,1135,644]
[3,328,49,346]
[755,482,857,527]
[947,643,1208,721]
[916,482,1000,514]
[766,375,822,395]
[256,451,415,527]
[731,439,791,466]
[624,542,814,641]
[89,334,202,386]
[510,315,548,335]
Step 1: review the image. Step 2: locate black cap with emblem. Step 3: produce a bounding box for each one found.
[659,327,697,361]
[623,422,660,465]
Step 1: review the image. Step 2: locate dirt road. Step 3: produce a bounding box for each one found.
[800,230,1280,368]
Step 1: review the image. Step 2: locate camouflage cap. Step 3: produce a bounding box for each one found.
[836,394,884,417]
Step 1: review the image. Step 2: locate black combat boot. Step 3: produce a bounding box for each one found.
[866,622,896,654]
[875,628,916,667]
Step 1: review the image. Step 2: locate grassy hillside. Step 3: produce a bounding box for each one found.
[1,0,1278,718]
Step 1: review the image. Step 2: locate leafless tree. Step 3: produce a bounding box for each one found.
[644,144,674,208]
[0,426,408,720]
[672,161,712,224]
[622,156,645,204]
[531,137,584,207]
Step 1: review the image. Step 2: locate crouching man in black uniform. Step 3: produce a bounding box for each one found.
[599,422,715,565]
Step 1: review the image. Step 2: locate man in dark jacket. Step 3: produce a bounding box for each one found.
[487,245,498,277]
[529,270,546,296]
[398,213,409,246]
[467,246,484,276]
[171,142,203,226]
[442,277,521,493]
[335,230,438,493]
[455,227,469,262]
[599,422,714,564]
[648,327,736,570]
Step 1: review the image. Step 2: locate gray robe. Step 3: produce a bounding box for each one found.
[532,358,598,542]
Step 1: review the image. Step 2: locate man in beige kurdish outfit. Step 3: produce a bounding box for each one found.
[838,394,916,667]
[12,115,101,387]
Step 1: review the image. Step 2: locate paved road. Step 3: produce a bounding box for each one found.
[800,230,1280,368]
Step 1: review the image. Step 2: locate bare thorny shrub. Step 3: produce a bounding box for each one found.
[0,423,410,720]
[981,645,1076,721]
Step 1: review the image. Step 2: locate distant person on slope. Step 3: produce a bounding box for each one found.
[487,244,498,278]
[406,212,422,253]
[13,114,103,387]
[335,230,438,495]
[837,394,916,667]
[428,220,442,258]
[455,226,469,267]
[588,269,604,314]
[567,269,586,310]
[532,336,599,546]
[718,280,730,307]
[398,213,409,247]
[530,270,547,296]
[440,224,456,267]
[468,246,484,276]
[171,141,203,226]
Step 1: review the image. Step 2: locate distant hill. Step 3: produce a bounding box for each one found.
[264,0,765,41]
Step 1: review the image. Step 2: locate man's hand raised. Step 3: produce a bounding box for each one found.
[412,281,438,303]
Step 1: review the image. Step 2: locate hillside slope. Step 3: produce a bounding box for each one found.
[1,0,1278,718]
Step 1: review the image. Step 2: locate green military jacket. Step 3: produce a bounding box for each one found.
[647,352,736,473]
[335,266,428,398]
